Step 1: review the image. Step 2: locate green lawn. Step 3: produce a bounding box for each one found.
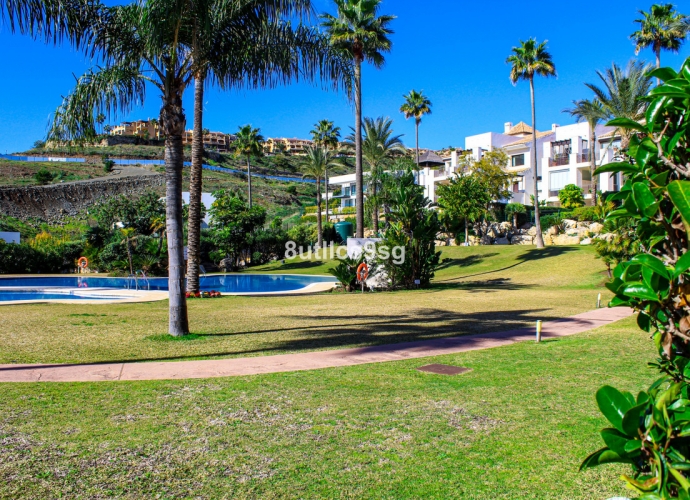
[0,317,650,499]
[0,246,609,365]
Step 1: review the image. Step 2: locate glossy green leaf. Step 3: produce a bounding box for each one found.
[579,447,631,470]
[668,181,690,226]
[650,67,678,82]
[647,96,669,126]
[623,401,649,435]
[607,117,648,133]
[623,283,660,302]
[597,386,634,433]
[635,138,659,167]
[632,254,671,279]
[601,428,632,456]
[675,252,690,278]
[632,183,660,218]
[638,311,652,332]
[594,162,640,175]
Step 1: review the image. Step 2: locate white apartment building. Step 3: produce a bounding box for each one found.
[328,120,623,211]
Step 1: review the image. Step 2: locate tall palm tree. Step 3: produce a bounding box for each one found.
[344,116,405,233]
[399,89,432,165]
[563,98,607,205]
[321,0,395,238]
[184,2,352,295]
[310,119,341,223]
[507,38,556,249]
[631,3,688,83]
[46,0,198,336]
[302,146,340,248]
[585,60,653,147]
[234,125,264,208]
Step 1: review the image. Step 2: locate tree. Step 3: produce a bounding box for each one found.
[437,174,491,245]
[44,0,203,336]
[321,0,395,238]
[585,60,653,147]
[557,184,585,209]
[563,98,607,204]
[379,168,440,288]
[344,116,405,233]
[234,125,264,208]
[119,227,136,276]
[505,202,527,230]
[399,89,432,165]
[507,38,556,249]
[458,149,512,203]
[184,2,352,295]
[310,119,341,224]
[631,3,688,82]
[301,146,340,248]
[579,58,690,495]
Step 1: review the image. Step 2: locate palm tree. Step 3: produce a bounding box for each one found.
[563,98,606,204]
[234,125,264,208]
[183,4,352,294]
[302,146,340,248]
[321,0,395,238]
[344,116,405,233]
[310,119,341,223]
[507,38,556,249]
[399,89,432,165]
[120,227,137,276]
[631,3,688,83]
[45,0,197,336]
[585,60,653,147]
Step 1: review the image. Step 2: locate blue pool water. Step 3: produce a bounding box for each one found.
[0,291,119,302]
[0,274,336,299]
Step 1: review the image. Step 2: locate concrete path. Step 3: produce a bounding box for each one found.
[0,307,633,383]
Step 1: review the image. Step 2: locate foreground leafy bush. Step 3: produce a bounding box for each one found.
[558,184,585,209]
[581,58,690,499]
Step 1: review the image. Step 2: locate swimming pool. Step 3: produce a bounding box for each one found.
[0,274,337,303]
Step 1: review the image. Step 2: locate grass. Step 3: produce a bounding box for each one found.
[0,160,108,187]
[0,246,610,365]
[0,317,653,499]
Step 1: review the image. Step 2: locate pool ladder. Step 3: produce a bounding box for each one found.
[126,271,150,291]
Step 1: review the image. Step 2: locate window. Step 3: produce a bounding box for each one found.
[512,177,525,193]
[511,154,525,167]
[549,169,570,191]
[551,140,572,158]
[350,183,356,196]
[343,185,350,197]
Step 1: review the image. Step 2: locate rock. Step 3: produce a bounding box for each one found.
[495,237,510,245]
[435,240,447,247]
[510,235,533,245]
[576,222,589,229]
[363,229,377,238]
[480,235,493,245]
[500,222,513,232]
[547,226,560,236]
[468,236,481,246]
[562,219,578,229]
[527,226,538,236]
[553,234,581,245]
[520,222,533,230]
[589,222,604,234]
[580,238,593,245]
[542,234,554,245]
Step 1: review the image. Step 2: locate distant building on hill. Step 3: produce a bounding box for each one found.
[110,119,235,152]
[264,137,313,155]
[182,130,235,153]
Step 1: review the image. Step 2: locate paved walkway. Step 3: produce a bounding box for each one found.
[0,307,633,383]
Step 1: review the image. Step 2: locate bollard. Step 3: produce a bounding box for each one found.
[536,320,543,343]
[597,293,602,309]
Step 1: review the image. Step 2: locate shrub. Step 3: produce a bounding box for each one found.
[328,255,364,292]
[286,185,298,195]
[33,169,55,185]
[504,203,527,228]
[558,184,585,209]
[300,215,317,223]
[103,159,115,173]
[539,214,562,230]
[580,57,690,497]
[569,206,598,222]
[303,206,317,214]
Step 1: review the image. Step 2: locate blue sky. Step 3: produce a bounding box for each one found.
[1,0,689,154]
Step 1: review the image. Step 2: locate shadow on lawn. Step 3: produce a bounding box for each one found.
[436,246,578,283]
[0,307,553,369]
[430,278,535,293]
[258,260,325,272]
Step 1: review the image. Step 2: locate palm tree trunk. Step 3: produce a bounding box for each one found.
[372,183,379,234]
[247,156,252,208]
[530,76,545,249]
[415,119,420,165]
[589,125,598,207]
[186,75,204,294]
[465,218,469,246]
[325,167,329,226]
[354,58,364,238]
[164,133,190,337]
[316,177,323,248]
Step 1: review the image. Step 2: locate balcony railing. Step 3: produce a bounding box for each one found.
[549,190,561,197]
[549,154,570,167]
[433,169,446,178]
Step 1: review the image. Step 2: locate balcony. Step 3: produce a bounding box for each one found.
[578,150,600,164]
[433,169,447,178]
[549,154,570,167]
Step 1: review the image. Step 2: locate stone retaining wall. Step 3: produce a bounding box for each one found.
[0,175,164,222]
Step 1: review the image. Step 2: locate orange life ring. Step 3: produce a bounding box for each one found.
[77,257,89,269]
[356,263,369,282]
